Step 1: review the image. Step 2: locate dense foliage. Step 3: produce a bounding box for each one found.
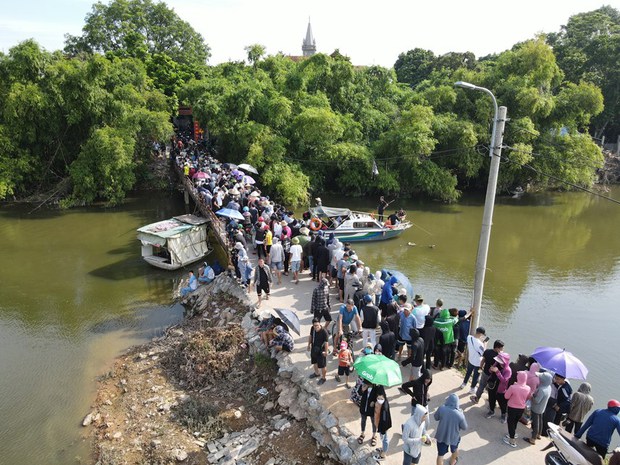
[65,0,209,97]
[0,2,614,207]
[181,35,604,206]
[547,6,620,140]
[0,40,172,204]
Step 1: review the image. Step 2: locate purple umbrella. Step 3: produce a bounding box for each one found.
[530,347,588,379]
[241,175,256,185]
[231,169,242,176]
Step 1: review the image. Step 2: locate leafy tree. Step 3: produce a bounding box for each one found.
[64,0,210,67]
[245,44,266,67]
[394,48,436,87]
[0,39,172,203]
[547,6,620,139]
[69,126,136,205]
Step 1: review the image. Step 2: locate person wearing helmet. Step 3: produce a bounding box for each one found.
[575,399,620,458]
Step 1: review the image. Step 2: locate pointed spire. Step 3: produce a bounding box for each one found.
[302,18,316,57]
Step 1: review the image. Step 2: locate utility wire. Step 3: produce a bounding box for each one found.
[283,145,482,164]
[504,145,606,173]
[500,154,620,206]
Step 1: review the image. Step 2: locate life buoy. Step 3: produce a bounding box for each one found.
[309,218,322,231]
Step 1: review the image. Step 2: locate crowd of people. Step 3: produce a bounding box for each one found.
[171,132,619,464]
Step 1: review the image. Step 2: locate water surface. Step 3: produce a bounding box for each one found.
[1,186,620,463]
[0,193,188,464]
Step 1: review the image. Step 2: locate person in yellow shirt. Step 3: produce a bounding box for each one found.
[264,226,273,263]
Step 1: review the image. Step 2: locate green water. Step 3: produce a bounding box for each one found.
[1,187,619,463]
[329,187,620,448]
[0,192,188,465]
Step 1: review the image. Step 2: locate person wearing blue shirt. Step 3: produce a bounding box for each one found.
[181,270,197,297]
[576,399,620,457]
[398,304,416,359]
[198,263,215,284]
[334,299,362,353]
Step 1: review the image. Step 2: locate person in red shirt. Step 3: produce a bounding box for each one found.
[336,341,353,389]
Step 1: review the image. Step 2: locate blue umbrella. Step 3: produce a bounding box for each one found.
[530,347,588,379]
[215,208,244,221]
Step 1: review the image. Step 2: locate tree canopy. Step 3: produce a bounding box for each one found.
[65,0,210,98]
[0,40,172,204]
[0,3,612,208]
[65,0,210,67]
[178,34,604,206]
[547,6,620,140]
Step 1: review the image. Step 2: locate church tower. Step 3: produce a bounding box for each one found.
[302,19,316,57]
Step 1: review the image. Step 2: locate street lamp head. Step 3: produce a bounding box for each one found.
[454,81,478,90]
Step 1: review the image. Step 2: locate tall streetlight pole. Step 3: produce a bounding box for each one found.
[454,81,507,333]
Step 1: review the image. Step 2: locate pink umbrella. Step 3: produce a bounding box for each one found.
[192,171,208,179]
[242,175,256,185]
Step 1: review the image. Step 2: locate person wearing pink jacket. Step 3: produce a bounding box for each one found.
[486,352,512,423]
[526,362,541,393]
[503,371,532,447]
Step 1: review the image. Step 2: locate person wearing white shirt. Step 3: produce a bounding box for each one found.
[289,237,303,284]
[412,295,430,329]
[461,327,487,394]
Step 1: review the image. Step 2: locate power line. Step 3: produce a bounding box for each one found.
[500,154,620,206]
[282,145,482,165]
[504,145,606,173]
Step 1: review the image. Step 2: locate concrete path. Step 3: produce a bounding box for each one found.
[250,264,548,465]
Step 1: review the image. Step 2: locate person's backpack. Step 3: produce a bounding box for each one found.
[350,377,364,406]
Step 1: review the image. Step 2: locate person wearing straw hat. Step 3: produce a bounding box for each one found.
[289,237,303,284]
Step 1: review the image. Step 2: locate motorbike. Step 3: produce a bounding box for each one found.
[543,423,603,465]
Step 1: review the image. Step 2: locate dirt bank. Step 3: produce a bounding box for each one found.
[86,289,335,465]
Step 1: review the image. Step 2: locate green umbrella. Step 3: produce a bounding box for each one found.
[353,354,402,387]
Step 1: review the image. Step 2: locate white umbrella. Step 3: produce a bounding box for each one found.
[238,163,258,174]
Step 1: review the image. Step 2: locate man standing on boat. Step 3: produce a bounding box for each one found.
[377,196,389,222]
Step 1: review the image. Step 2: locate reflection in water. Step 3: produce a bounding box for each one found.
[2,187,620,463]
[324,187,620,445]
[0,192,187,465]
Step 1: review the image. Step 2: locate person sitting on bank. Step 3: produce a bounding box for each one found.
[198,262,215,284]
[180,270,197,297]
[269,325,294,354]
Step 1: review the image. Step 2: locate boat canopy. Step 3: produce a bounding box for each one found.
[309,206,351,218]
[137,215,210,266]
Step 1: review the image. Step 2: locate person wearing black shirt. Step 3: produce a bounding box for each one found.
[360,295,380,348]
[307,318,330,385]
[387,211,399,226]
[400,368,433,412]
[378,321,396,360]
[254,226,266,259]
[471,339,505,404]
